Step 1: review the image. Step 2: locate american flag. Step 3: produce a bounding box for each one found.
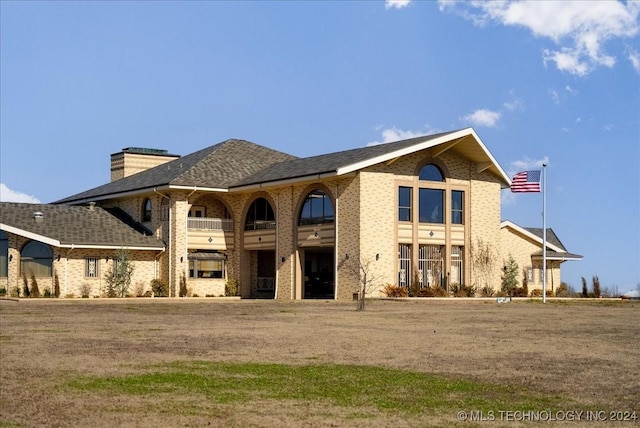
[511,170,541,193]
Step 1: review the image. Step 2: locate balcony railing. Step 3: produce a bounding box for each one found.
[187,217,234,232]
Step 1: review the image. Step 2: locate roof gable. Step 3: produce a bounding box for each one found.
[232,128,511,189]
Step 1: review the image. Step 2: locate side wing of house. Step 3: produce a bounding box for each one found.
[499,220,582,294]
[0,203,164,298]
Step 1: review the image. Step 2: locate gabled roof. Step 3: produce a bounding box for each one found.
[55,139,297,204]
[55,128,510,204]
[500,220,583,260]
[0,202,165,250]
[232,128,511,189]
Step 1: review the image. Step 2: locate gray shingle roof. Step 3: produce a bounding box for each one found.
[55,139,297,204]
[523,227,567,252]
[231,131,458,187]
[0,203,164,249]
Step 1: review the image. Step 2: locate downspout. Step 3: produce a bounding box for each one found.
[154,189,171,297]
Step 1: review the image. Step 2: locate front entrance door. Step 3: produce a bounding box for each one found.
[303,248,334,299]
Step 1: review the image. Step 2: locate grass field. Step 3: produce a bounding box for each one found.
[0,298,638,427]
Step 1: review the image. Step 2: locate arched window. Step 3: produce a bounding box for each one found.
[419,164,444,181]
[245,197,275,230]
[142,198,152,222]
[0,230,8,277]
[21,241,53,277]
[299,190,334,225]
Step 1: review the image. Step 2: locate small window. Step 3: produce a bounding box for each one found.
[85,257,99,278]
[527,267,533,282]
[419,164,444,182]
[142,199,152,222]
[451,190,464,224]
[189,259,225,279]
[398,187,412,222]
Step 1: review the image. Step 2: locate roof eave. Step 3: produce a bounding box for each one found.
[230,171,346,192]
[500,220,565,253]
[337,128,512,188]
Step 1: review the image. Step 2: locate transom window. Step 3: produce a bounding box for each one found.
[20,241,53,277]
[419,164,444,181]
[245,197,275,230]
[299,190,334,225]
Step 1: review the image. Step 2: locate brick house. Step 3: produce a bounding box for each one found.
[0,128,580,298]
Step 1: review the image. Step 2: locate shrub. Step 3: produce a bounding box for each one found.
[408,270,421,297]
[530,289,554,297]
[0,287,6,296]
[150,279,168,297]
[417,287,435,297]
[11,286,20,298]
[22,273,30,297]
[556,283,569,297]
[512,287,528,297]
[480,286,495,297]
[383,284,408,298]
[30,272,41,298]
[80,284,91,298]
[54,274,60,298]
[225,277,239,296]
[450,283,475,297]
[134,281,146,297]
[179,274,188,297]
[43,287,52,298]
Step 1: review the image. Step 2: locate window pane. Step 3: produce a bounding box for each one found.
[419,164,444,181]
[0,231,7,277]
[398,186,412,222]
[21,241,52,277]
[299,191,334,225]
[419,189,444,223]
[196,259,224,279]
[451,190,464,224]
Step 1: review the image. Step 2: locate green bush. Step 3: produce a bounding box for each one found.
[43,287,52,298]
[0,287,6,296]
[225,277,239,296]
[480,286,495,297]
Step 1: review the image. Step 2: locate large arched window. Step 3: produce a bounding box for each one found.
[0,230,8,278]
[245,197,275,230]
[21,241,53,277]
[142,198,152,222]
[299,190,334,225]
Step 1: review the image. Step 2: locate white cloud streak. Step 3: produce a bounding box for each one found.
[461,108,502,128]
[439,0,640,76]
[385,0,411,10]
[367,125,441,146]
[0,183,41,203]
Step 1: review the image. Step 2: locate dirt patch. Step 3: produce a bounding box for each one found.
[1,298,638,426]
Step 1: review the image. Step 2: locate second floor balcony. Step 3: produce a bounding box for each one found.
[187,217,234,250]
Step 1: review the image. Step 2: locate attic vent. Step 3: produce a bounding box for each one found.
[33,211,44,222]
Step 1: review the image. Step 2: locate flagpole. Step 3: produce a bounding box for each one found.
[542,163,547,304]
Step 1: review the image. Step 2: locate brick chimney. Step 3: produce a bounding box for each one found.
[110,147,180,181]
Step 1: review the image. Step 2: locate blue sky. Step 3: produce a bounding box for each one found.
[1,1,639,292]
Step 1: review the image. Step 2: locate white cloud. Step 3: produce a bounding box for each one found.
[385,0,411,10]
[367,125,440,146]
[503,97,524,112]
[439,0,640,75]
[628,47,640,73]
[461,108,502,128]
[0,183,41,203]
[508,157,550,177]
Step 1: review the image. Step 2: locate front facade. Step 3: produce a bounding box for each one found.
[0,128,581,299]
